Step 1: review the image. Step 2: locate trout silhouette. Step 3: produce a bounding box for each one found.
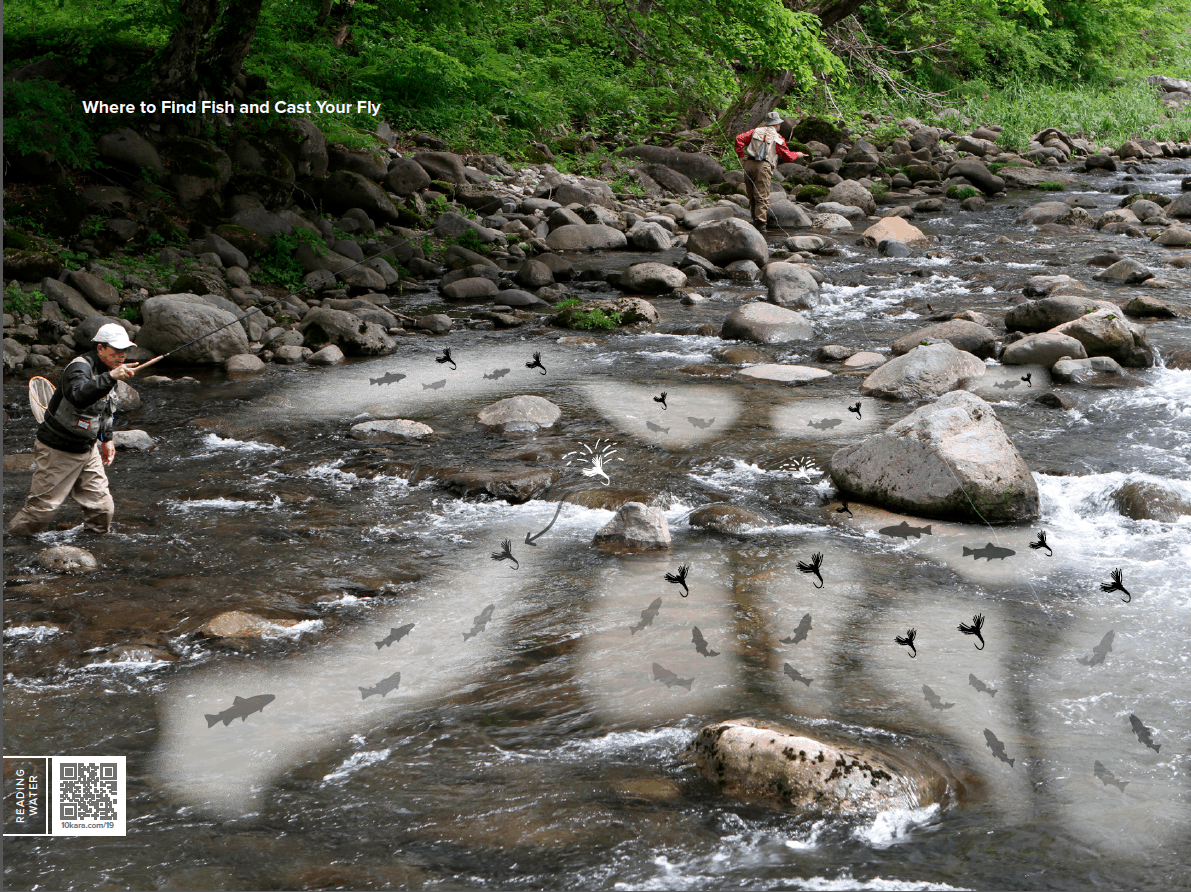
[687,416,715,429]
[807,418,843,431]
[1129,714,1161,753]
[652,662,693,690]
[1077,630,1114,666]
[969,673,997,697]
[783,663,813,687]
[922,685,954,710]
[463,604,495,641]
[879,521,932,540]
[780,613,813,645]
[206,694,275,728]
[646,421,670,434]
[631,597,663,635]
[963,543,1015,561]
[423,379,448,391]
[983,729,1015,767]
[1094,761,1128,792]
[359,671,401,700]
[484,368,511,380]
[369,372,406,386]
[691,626,719,657]
[375,623,415,650]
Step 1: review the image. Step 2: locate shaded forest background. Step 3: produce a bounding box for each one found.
[5,0,1191,166]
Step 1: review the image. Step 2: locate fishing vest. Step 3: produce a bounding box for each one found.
[44,354,117,446]
[745,126,780,164]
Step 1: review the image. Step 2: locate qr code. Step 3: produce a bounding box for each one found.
[58,761,118,822]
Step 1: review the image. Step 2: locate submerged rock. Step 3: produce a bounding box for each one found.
[830,390,1040,523]
[860,342,986,401]
[684,719,955,815]
[198,611,307,638]
[36,546,99,573]
[593,501,671,551]
[477,395,562,433]
[688,504,769,533]
[1111,480,1191,522]
[721,303,813,345]
[891,320,995,359]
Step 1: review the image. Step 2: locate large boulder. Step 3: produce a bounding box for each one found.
[767,198,813,229]
[268,117,328,178]
[592,502,671,551]
[998,168,1078,190]
[626,220,673,251]
[96,128,164,177]
[682,206,743,229]
[619,145,726,184]
[945,160,1004,195]
[476,395,562,433]
[41,278,98,320]
[684,719,952,815]
[860,342,986,400]
[861,217,929,248]
[1052,308,1154,367]
[830,390,1040,523]
[721,303,813,344]
[825,180,876,215]
[686,218,769,266]
[298,307,396,356]
[413,151,467,185]
[1000,331,1088,366]
[36,546,99,573]
[544,224,627,252]
[1005,295,1117,332]
[891,320,996,359]
[763,262,820,309]
[622,262,686,293]
[135,294,251,363]
[383,157,432,196]
[66,270,120,310]
[1111,480,1191,522]
[317,170,399,222]
[433,212,502,245]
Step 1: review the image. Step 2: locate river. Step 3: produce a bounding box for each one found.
[4,159,1190,891]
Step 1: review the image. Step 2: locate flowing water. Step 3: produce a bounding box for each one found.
[4,161,1191,890]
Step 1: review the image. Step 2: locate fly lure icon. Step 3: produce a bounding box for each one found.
[563,440,622,486]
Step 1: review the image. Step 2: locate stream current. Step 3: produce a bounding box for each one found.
[4,161,1191,890]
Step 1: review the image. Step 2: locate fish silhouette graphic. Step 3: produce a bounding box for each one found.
[483,368,511,380]
[646,421,670,434]
[206,694,275,727]
[993,380,1020,390]
[687,416,715,429]
[783,663,814,687]
[1094,761,1128,792]
[359,671,401,700]
[969,673,997,697]
[630,597,663,635]
[1077,630,1114,666]
[691,626,719,657]
[880,521,932,540]
[963,543,1015,561]
[983,729,1015,767]
[922,685,954,710]
[1129,714,1161,753]
[652,662,693,690]
[369,371,406,386]
[780,613,813,645]
[423,379,448,391]
[463,604,495,641]
[807,418,843,430]
[375,623,415,650]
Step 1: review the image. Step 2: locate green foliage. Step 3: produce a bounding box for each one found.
[118,306,140,323]
[1037,181,1066,191]
[948,185,981,200]
[3,78,96,168]
[3,283,46,317]
[446,228,491,255]
[797,185,830,202]
[553,298,626,330]
[59,249,88,271]
[257,229,323,289]
[870,182,890,196]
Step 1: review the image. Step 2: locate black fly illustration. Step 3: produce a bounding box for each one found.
[896,628,918,658]
[653,391,668,409]
[958,613,986,650]
[1030,531,1053,556]
[836,501,853,518]
[1021,372,1033,387]
[664,563,690,597]
[797,552,824,588]
[1101,568,1131,602]
[436,347,457,370]
[848,402,863,420]
[526,351,547,375]
[491,539,519,570]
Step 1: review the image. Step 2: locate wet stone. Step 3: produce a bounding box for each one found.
[36,546,99,573]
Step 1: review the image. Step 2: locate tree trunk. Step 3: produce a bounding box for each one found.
[154,0,221,97]
[199,0,266,93]
[808,0,867,29]
[719,69,796,138]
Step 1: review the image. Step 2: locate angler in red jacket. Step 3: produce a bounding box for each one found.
[734,110,805,228]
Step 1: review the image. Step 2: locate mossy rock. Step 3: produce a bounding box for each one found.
[230,135,296,183]
[947,185,980,201]
[788,116,850,151]
[9,182,87,238]
[171,271,229,298]
[213,224,271,258]
[148,209,188,246]
[427,180,457,198]
[809,173,836,188]
[226,171,294,210]
[797,184,830,202]
[1120,192,1171,208]
[713,182,746,196]
[3,227,32,251]
[159,137,232,186]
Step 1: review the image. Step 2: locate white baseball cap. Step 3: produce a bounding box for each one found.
[92,323,135,351]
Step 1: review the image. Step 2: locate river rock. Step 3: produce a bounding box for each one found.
[1016,201,1070,225]
[767,198,813,229]
[1021,274,1092,298]
[136,294,251,363]
[1005,295,1117,331]
[686,218,769,265]
[442,277,499,301]
[36,546,99,573]
[891,320,995,359]
[384,157,432,195]
[1124,295,1180,318]
[721,303,813,344]
[592,502,671,551]
[825,180,876,215]
[860,342,986,400]
[1092,259,1154,285]
[225,353,267,375]
[308,345,346,366]
[682,206,741,229]
[688,504,769,534]
[198,611,306,639]
[112,430,156,451]
[812,213,854,232]
[998,168,1078,189]
[1166,192,1191,218]
[737,364,832,385]
[626,220,672,251]
[350,419,433,441]
[477,395,561,433]
[830,390,1039,522]
[619,145,726,184]
[66,271,120,310]
[946,160,1004,195]
[1155,225,1191,246]
[299,307,395,356]
[544,224,627,252]
[763,262,820,309]
[203,233,250,270]
[1111,480,1191,522]
[41,278,98,320]
[622,262,686,293]
[684,719,951,815]
[97,127,164,176]
[1052,308,1154,367]
[1000,332,1088,365]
